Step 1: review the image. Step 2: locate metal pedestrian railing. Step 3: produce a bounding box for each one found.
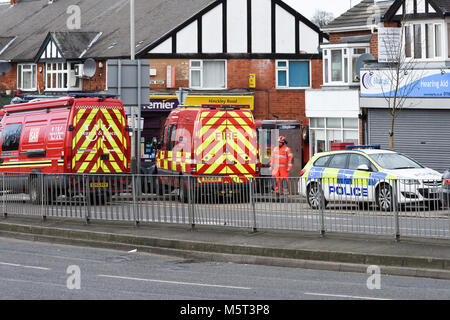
[1,173,449,241]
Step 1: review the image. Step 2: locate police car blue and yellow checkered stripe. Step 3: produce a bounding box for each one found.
[303,151,397,186]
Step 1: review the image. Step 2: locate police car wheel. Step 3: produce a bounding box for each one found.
[307,183,327,210]
[376,184,393,211]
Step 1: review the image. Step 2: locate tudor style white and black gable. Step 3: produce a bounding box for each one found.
[383,0,450,60]
[384,0,449,20]
[138,0,326,59]
[34,32,103,92]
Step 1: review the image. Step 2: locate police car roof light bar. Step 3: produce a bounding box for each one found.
[346,145,381,150]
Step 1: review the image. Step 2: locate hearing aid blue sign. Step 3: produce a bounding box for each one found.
[361,69,450,98]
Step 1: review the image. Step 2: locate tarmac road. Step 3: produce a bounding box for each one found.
[1,192,449,239]
[1,237,450,301]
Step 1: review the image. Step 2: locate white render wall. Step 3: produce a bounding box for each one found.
[306,89,360,118]
[276,5,295,53]
[227,0,247,53]
[148,0,320,55]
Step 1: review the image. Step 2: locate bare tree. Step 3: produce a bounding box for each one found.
[311,10,334,28]
[376,12,425,150]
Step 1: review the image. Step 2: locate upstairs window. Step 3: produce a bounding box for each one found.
[45,62,83,91]
[17,64,37,91]
[405,22,444,60]
[322,46,368,85]
[276,60,310,89]
[189,60,226,89]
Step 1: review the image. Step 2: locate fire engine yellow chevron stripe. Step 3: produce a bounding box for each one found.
[99,109,124,161]
[228,128,257,156]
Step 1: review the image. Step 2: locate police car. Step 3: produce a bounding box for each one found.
[299,146,443,210]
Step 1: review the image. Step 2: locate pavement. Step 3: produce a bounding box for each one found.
[0,214,449,280]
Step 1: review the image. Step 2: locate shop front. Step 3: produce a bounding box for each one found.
[305,88,361,157]
[141,94,255,160]
[360,68,450,173]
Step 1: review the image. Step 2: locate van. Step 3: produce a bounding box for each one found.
[0,94,131,203]
[154,105,260,202]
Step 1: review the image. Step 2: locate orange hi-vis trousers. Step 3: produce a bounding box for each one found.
[270,145,293,195]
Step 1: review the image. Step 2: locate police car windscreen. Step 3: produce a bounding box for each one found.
[369,153,423,170]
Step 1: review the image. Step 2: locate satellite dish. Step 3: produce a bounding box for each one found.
[355,54,376,81]
[0,61,12,75]
[82,58,97,78]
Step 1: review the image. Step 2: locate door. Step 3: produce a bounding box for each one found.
[224,110,258,177]
[72,105,128,174]
[195,110,227,175]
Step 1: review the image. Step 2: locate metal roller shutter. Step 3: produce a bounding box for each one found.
[368,108,450,173]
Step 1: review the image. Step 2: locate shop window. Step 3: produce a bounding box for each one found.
[276,60,310,88]
[2,124,22,152]
[309,117,360,157]
[17,64,37,91]
[189,60,226,89]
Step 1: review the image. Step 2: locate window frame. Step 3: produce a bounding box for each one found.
[17,63,37,91]
[275,60,312,89]
[309,117,360,157]
[189,59,227,90]
[2,123,23,152]
[322,44,369,86]
[45,62,83,92]
[404,20,446,62]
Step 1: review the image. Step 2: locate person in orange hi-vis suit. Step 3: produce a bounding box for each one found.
[270,136,294,198]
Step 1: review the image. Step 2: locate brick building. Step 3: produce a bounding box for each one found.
[136,0,327,152]
[305,0,394,157]
[0,0,326,163]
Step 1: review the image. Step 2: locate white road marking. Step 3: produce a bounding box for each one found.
[0,261,51,271]
[97,274,252,290]
[304,292,391,300]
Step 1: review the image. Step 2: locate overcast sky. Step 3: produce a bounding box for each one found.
[284,0,364,20]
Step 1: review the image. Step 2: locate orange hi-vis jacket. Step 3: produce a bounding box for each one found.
[270,144,294,177]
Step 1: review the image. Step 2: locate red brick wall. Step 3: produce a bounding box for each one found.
[148,58,323,122]
[148,59,189,90]
[0,60,107,94]
[0,63,17,93]
[82,60,107,92]
[329,30,372,43]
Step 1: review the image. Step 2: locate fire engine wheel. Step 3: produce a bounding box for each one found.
[376,183,394,211]
[306,183,327,210]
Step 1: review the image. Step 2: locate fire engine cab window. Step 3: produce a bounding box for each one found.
[165,125,177,151]
[2,124,22,151]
